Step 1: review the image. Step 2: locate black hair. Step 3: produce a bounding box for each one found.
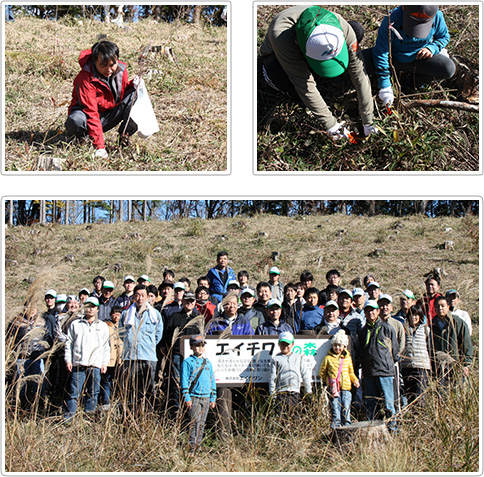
[300,270,314,282]
[363,274,376,287]
[256,281,271,293]
[195,286,210,295]
[180,277,191,287]
[406,304,426,323]
[93,275,105,285]
[110,305,123,315]
[79,289,90,297]
[217,251,228,259]
[197,276,210,285]
[326,269,341,280]
[284,282,297,293]
[133,284,147,294]
[147,284,158,297]
[327,284,340,293]
[163,269,175,279]
[91,40,119,64]
[434,295,448,306]
[304,287,320,299]
[425,275,441,286]
[237,270,249,279]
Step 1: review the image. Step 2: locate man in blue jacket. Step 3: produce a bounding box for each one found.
[364,5,455,106]
[119,284,163,413]
[206,251,236,303]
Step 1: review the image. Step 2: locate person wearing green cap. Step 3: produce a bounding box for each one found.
[260,5,377,141]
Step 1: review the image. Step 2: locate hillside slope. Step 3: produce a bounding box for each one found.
[5,213,479,328]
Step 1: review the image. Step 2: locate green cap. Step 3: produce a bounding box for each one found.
[296,7,349,78]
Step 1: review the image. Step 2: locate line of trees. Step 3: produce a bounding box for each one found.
[4,200,479,227]
[9,5,227,25]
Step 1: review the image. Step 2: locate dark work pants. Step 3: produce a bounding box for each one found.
[65,87,138,140]
[261,21,365,100]
[361,47,456,87]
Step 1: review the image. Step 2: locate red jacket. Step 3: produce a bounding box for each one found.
[68,49,132,149]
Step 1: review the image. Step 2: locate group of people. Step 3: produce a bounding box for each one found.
[260,5,457,141]
[7,250,474,451]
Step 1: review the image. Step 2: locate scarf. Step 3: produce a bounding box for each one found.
[125,302,158,327]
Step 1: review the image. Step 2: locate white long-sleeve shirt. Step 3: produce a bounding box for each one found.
[64,317,110,368]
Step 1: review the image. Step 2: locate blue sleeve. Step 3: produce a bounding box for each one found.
[155,310,163,345]
[425,11,450,56]
[180,358,192,402]
[209,361,217,402]
[373,14,392,89]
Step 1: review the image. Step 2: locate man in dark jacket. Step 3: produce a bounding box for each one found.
[65,40,139,159]
[359,300,399,430]
[98,280,117,322]
[431,296,473,381]
[161,292,201,414]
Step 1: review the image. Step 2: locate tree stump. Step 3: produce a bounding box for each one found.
[332,420,390,450]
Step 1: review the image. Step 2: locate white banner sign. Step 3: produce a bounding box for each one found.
[182,335,333,386]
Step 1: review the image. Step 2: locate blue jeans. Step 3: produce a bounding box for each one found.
[363,375,397,430]
[65,366,101,419]
[17,358,46,403]
[329,390,352,428]
[100,366,116,405]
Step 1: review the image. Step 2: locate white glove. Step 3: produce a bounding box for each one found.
[363,125,379,137]
[327,122,352,141]
[379,86,394,106]
[133,75,141,88]
[94,148,108,159]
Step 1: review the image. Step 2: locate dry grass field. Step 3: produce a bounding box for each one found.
[4,212,480,472]
[4,16,227,172]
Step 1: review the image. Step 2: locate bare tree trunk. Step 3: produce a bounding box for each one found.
[367,200,376,217]
[119,200,124,222]
[143,201,147,221]
[128,201,132,222]
[9,200,14,226]
[417,200,428,215]
[40,201,46,224]
[65,200,70,225]
[193,5,202,23]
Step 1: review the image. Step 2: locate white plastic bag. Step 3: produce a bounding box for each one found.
[130,78,159,139]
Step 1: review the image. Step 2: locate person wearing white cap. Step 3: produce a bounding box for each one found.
[315,300,343,336]
[446,289,472,336]
[78,288,91,304]
[352,288,366,315]
[268,266,284,302]
[366,281,382,302]
[116,275,136,310]
[393,289,416,324]
[358,300,399,432]
[365,5,455,108]
[255,298,294,336]
[269,331,312,410]
[238,287,265,331]
[55,294,68,313]
[64,296,110,421]
[260,5,377,141]
[338,289,365,337]
[378,294,405,356]
[98,280,117,322]
[161,281,186,322]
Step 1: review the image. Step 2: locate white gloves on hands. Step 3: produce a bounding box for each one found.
[363,125,379,137]
[379,86,394,106]
[95,148,108,159]
[327,122,352,141]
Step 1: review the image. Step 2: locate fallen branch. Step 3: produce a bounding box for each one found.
[403,100,478,113]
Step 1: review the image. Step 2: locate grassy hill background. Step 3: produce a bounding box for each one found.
[4,16,227,171]
[4,213,480,472]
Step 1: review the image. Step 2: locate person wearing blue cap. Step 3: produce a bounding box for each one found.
[260,5,377,141]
